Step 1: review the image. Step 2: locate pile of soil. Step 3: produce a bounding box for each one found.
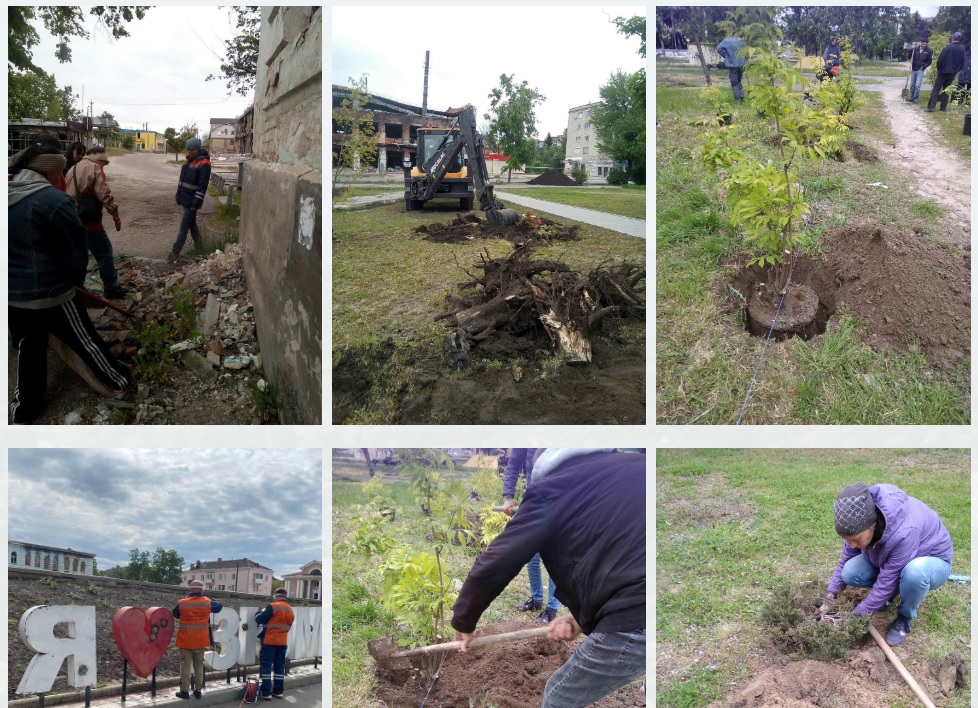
[372,620,645,707]
[527,168,577,186]
[417,212,580,246]
[731,224,970,371]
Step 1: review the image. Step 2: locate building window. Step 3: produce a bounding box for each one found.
[576,136,581,143]
[25,551,31,566]
[80,561,86,573]
[584,122,590,129]
[254,573,264,580]
[584,135,589,141]
[34,554,40,568]
[574,148,581,155]
[219,573,225,580]
[219,585,225,590]
[73,558,79,572]
[231,574,236,579]
[10,552,17,565]
[583,147,589,155]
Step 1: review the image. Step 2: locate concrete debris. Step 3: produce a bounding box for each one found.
[199,293,221,333]
[223,355,251,370]
[206,351,222,367]
[170,340,195,353]
[64,411,83,425]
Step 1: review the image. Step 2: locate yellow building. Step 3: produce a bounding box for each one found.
[122,129,164,152]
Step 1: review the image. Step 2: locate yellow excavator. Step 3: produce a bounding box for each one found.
[403,105,518,226]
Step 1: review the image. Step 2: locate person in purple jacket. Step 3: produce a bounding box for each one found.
[818,482,953,646]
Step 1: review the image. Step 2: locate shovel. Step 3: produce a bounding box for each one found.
[902,47,915,99]
[369,626,549,670]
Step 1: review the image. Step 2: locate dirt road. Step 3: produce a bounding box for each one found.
[858,74,970,246]
[101,151,219,258]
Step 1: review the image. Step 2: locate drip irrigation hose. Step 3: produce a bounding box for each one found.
[418,651,446,708]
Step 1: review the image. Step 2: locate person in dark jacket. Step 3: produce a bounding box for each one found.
[8,142,133,424]
[818,483,953,647]
[501,448,561,623]
[823,36,842,68]
[168,137,211,261]
[907,39,933,103]
[716,36,748,103]
[927,32,967,111]
[453,449,645,708]
[172,580,223,699]
[956,44,971,96]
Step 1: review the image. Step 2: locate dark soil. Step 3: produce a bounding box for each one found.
[527,168,578,186]
[847,141,880,163]
[729,224,970,371]
[746,282,822,340]
[416,213,580,246]
[372,619,645,707]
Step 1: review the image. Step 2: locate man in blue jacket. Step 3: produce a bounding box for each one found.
[927,32,967,112]
[716,36,748,103]
[454,449,645,708]
[819,482,953,646]
[168,137,211,261]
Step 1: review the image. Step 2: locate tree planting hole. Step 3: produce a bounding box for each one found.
[731,261,834,341]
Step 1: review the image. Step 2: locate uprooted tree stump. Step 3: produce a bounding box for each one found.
[435,246,645,363]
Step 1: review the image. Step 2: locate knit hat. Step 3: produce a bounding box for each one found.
[187,138,202,150]
[952,32,962,41]
[274,588,287,598]
[189,579,205,595]
[27,153,67,174]
[834,482,878,536]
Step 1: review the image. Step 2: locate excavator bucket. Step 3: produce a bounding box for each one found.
[486,208,519,227]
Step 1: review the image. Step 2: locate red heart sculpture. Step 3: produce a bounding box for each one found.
[112,606,175,678]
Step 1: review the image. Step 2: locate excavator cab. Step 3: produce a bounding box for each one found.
[405,126,474,211]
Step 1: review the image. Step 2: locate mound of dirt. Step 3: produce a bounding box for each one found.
[731,224,970,371]
[372,619,645,707]
[731,659,891,708]
[528,168,577,186]
[417,213,579,246]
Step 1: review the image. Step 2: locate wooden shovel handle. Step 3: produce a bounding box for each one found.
[867,624,936,708]
[390,626,550,658]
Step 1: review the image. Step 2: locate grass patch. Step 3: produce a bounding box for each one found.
[910,200,945,219]
[199,202,240,252]
[655,75,970,424]
[657,449,971,708]
[503,186,646,219]
[919,90,972,161]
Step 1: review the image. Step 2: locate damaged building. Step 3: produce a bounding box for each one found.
[331,84,457,173]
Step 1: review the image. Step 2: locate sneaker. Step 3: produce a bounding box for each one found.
[517,597,542,612]
[926,107,935,112]
[263,696,272,702]
[166,251,180,263]
[193,691,201,699]
[103,287,128,300]
[535,608,558,624]
[175,691,190,700]
[886,615,912,646]
[272,694,284,699]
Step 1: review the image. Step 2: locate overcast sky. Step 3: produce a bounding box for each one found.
[8,449,322,576]
[332,6,646,138]
[27,6,254,136]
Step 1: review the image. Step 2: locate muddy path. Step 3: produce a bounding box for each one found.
[857,74,970,246]
[101,151,221,258]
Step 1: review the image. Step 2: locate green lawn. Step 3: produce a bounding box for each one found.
[655,78,970,424]
[503,186,646,219]
[657,449,971,708]
[918,89,971,161]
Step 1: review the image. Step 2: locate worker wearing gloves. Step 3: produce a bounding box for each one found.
[256,589,295,699]
[168,137,211,262]
[172,580,223,699]
[819,482,953,646]
[65,145,126,299]
[716,36,748,103]
[453,449,645,708]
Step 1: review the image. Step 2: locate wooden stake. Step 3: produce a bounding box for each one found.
[867,624,936,708]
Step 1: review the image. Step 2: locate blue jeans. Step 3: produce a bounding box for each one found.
[541,629,646,708]
[172,207,202,253]
[841,554,952,619]
[87,228,118,291]
[528,553,560,612]
[258,644,287,696]
[909,69,926,101]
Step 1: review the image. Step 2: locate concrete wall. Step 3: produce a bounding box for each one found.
[240,6,322,424]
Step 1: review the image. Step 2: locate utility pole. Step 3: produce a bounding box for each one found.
[421,50,430,127]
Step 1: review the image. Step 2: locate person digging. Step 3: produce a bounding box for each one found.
[819,482,953,647]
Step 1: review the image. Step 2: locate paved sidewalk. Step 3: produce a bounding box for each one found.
[495,191,646,238]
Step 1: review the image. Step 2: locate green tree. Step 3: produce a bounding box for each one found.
[206,6,260,97]
[716,6,783,49]
[126,548,152,581]
[484,74,545,182]
[8,68,61,120]
[121,132,134,150]
[149,548,185,585]
[331,74,378,198]
[612,14,646,57]
[9,6,150,73]
[163,127,177,156]
[932,6,970,43]
[591,70,646,184]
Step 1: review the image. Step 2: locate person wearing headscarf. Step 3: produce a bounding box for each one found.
[168,137,211,261]
[9,142,133,423]
[820,482,953,646]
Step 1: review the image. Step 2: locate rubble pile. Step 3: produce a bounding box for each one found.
[82,243,275,425]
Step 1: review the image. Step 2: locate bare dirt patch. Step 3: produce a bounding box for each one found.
[729,223,970,372]
[371,619,645,707]
[416,213,580,246]
[846,141,880,164]
[527,168,578,186]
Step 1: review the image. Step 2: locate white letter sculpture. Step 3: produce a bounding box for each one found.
[204,607,241,671]
[17,605,97,694]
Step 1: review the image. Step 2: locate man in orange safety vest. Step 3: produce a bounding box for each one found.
[255,588,295,699]
[172,579,223,700]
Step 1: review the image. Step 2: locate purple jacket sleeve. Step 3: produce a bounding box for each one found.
[852,529,921,616]
[502,448,528,498]
[826,542,860,596]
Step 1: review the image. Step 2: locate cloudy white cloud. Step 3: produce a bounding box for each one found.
[8,449,322,576]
